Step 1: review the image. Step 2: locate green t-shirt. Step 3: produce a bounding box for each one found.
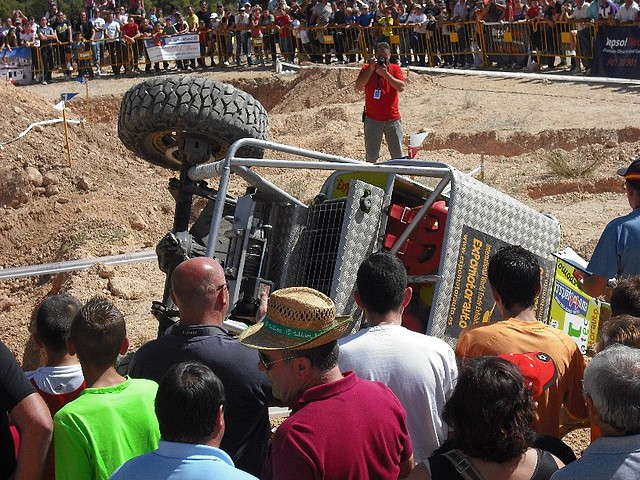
[54,377,160,480]
[163,24,178,35]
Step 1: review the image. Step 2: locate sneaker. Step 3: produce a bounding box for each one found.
[223,60,230,66]
[568,50,576,56]
[41,80,47,85]
[67,62,73,72]
[569,66,581,74]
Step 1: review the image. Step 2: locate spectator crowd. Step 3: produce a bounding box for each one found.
[2,237,640,478]
[0,0,638,83]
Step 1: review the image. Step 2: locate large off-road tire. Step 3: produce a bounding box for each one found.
[118,75,269,170]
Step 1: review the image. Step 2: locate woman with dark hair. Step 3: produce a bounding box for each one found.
[408,356,563,480]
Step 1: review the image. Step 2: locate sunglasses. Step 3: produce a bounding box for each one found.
[258,351,297,370]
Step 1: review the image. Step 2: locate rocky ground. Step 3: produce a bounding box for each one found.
[1,65,639,454]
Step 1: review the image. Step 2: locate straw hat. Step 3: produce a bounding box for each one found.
[238,287,351,350]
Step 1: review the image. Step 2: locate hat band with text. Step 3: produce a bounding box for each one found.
[263,316,335,340]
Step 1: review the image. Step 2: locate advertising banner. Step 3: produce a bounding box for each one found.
[445,226,554,340]
[548,257,601,354]
[592,25,640,79]
[144,34,200,62]
[0,46,33,85]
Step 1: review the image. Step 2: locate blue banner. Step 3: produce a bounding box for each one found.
[592,25,640,79]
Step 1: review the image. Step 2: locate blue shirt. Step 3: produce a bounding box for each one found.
[110,441,259,479]
[587,208,640,280]
[357,11,375,27]
[550,433,640,480]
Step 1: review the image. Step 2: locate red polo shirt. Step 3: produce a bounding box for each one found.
[362,62,404,122]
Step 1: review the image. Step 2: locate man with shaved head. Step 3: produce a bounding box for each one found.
[128,257,271,477]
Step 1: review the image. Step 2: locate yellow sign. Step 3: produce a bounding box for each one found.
[548,259,601,354]
[323,34,334,45]
[330,172,390,200]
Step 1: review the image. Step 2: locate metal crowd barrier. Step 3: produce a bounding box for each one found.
[23,21,627,82]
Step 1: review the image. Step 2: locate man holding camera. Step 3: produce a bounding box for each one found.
[356,41,406,163]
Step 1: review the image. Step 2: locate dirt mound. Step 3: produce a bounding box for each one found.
[0,82,59,140]
[269,68,362,114]
[68,96,123,124]
[425,127,640,156]
[0,81,173,362]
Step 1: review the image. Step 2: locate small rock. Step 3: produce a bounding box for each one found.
[96,264,116,279]
[604,140,618,148]
[42,172,59,186]
[16,154,23,161]
[76,176,91,191]
[45,185,60,197]
[0,167,30,207]
[0,294,12,312]
[13,106,23,115]
[130,214,147,231]
[56,197,70,204]
[34,126,43,133]
[24,166,43,187]
[33,187,46,195]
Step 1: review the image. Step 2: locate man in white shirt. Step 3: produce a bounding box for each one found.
[91,12,105,74]
[338,252,458,463]
[615,0,639,23]
[104,12,123,75]
[566,0,593,73]
[235,3,252,66]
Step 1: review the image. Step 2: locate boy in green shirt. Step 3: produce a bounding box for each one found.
[53,296,160,480]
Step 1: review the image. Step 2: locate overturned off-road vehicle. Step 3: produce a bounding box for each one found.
[119,75,560,346]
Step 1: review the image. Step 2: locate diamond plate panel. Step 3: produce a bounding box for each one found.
[330,180,385,332]
[429,169,561,347]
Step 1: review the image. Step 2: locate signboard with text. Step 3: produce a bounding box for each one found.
[445,226,554,340]
[144,34,200,62]
[548,258,601,354]
[592,25,640,79]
